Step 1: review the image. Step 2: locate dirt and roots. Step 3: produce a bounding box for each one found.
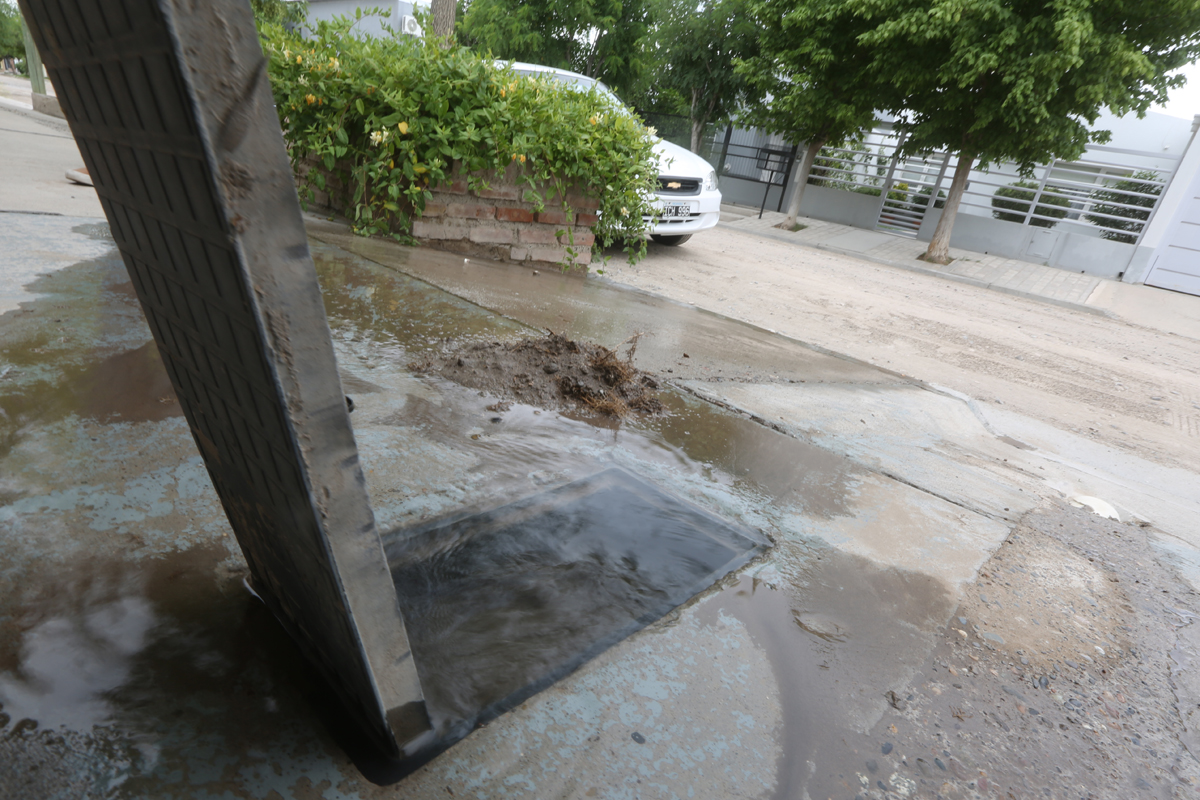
[411,332,664,417]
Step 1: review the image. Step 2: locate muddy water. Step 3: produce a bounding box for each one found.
[313,239,863,524]
[701,555,954,799]
[307,220,903,388]
[313,239,957,791]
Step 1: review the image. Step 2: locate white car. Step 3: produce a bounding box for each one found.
[504,61,722,246]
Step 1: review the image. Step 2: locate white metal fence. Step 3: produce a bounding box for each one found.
[808,125,1178,244]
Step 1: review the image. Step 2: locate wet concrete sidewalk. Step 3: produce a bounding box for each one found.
[720,205,1106,313]
[5,202,1200,798]
[0,210,1001,798]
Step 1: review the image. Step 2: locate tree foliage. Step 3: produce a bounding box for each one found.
[460,0,655,101]
[823,0,1200,262]
[738,0,886,155]
[852,0,1200,172]
[249,0,306,28]
[0,0,25,61]
[655,0,760,152]
[736,0,893,225]
[991,180,1071,227]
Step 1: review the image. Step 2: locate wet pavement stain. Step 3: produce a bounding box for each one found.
[307,219,904,388]
[698,546,955,800]
[0,224,813,797]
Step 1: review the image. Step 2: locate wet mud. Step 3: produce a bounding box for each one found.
[796,503,1200,800]
[412,332,664,418]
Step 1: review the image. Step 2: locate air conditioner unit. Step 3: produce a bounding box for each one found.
[401,15,423,36]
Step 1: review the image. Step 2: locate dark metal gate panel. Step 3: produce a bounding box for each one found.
[19,0,430,758]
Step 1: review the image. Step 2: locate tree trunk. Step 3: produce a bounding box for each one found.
[686,89,702,153]
[922,151,974,264]
[690,118,705,153]
[784,138,825,228]
[431,0,455,43]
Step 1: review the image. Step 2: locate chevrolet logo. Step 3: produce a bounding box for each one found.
[666,181,682,189]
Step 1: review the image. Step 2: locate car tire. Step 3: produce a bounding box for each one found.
[650,234,692,246]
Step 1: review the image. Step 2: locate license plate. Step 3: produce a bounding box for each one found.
[659,202,693,218]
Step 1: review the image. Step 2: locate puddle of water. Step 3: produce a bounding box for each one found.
[0,230,162,464]
[700,550,955,800]
[311,238,861,526]
[308,225,900,387]
[384,468,767,750]
[0,215,113,316]
[0,542,350,798]
[312,244,529,358]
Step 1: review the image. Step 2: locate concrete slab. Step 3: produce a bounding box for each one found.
[688,381,1042,524]
[0,106,99,217]
[821,229,898,253]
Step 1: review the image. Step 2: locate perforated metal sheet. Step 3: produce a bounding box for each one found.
[18,0,430,758]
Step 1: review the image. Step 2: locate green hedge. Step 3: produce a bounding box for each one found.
[991,180,1070,228]
[1084,170,1162,245]
[259,14,660,264]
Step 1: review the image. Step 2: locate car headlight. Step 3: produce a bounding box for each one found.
[704,170,717,192]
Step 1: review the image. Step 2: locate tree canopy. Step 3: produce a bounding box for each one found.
[736,0,890,225]
[738,0,888,156]
[0,1,25,61]
[854,0,1200,172]
[460,0,656,102]
[655,0,761,152]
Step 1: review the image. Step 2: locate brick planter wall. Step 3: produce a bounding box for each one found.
[300,159,599,267]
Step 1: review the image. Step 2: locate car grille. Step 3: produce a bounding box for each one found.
[657,177,701,196]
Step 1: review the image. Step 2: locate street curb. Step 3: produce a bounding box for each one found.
[0,96,34,112]
[0,96,73,131]
[717,221,1116,319]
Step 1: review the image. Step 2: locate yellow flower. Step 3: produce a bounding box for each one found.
[389,159,394,169]
[329,57,339,69]
[305,93,316,105]
[397,121,409,135]
[620,207,628,215]
[500,87,506,97]
[589,115,597,125]
[296,55,302,64]
[518,154,526,163]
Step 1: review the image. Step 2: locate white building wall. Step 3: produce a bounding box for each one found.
[303,0,425,38]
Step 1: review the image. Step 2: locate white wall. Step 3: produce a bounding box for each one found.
[1139,116,1200,252]
[304,0,423,37]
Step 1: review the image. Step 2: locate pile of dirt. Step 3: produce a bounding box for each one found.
[411,332,664,417]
